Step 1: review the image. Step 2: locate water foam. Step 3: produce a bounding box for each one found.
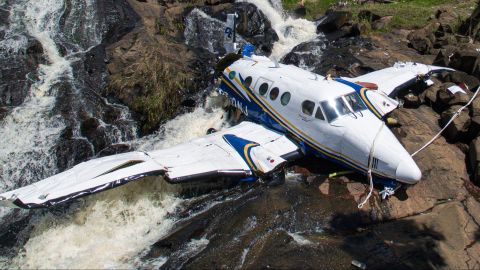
[0,0,70,194]
[12,101,228,268]
[240,0,317,59]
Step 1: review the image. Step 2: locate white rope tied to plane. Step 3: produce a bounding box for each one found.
[358,122,385,209]
[411,85,480,157]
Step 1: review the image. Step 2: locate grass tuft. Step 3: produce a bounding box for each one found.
[109,53,188,133]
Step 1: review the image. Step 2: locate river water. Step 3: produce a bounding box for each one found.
[0,0,318,268]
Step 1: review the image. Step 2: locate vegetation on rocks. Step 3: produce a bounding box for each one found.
[109,53,188,132]
[284,0,477,30]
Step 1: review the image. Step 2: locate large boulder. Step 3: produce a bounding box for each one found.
[407,27,435,54]
[185,3,279,55]
[440,105,471,141]
[358,10,381,22]
[317,11,352,33]
[460,1,480,41]
[447,71,480,91]
[435,44,480,78]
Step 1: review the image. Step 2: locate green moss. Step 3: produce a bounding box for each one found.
[110,54,188,133]
[283,0,338,19]
[283,0,476,30]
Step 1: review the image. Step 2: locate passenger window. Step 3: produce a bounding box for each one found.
[244,76,252,87]
[302,100,315,116]
[259,83,269,96]
[280,92,291,106]
[315,107,325,120]
[270,87,279,100]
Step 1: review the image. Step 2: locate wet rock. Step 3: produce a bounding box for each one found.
[0,38,45,107]
[282,37,374,76]
[187,3,279,55]
[440,105,470,141]
[317,11,352,33]
[96,143,132,157]
[230,3,279,54]
[281,38,328,72]
[80,117,111,153]
[55,138,94,172]
[0,107,7,121]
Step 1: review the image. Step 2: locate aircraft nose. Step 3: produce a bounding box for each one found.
[396,158,422,184]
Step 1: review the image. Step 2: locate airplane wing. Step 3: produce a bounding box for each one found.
[343,62,453,97]
[0,122,300,209]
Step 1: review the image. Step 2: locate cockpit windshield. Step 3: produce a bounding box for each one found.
[320,97,349,122]
[320,92,366,122]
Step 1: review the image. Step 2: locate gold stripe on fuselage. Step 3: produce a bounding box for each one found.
[226,67,368,172]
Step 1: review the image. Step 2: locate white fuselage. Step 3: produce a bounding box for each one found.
[219,55,421,184]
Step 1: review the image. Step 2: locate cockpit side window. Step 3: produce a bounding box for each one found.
[301,100,315,116]
[320,97,349,122]
[344,92,366,112]
[315,107,325,120]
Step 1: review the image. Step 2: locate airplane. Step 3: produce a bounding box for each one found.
[0,14,452,209]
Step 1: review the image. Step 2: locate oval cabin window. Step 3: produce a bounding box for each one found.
[244,76,252,87]
[302,100,315,116]
[280,92,291,106]
[270,87,279,100]
[259,83,269,96]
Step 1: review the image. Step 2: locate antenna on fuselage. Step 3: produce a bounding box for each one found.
[271,58,280,68]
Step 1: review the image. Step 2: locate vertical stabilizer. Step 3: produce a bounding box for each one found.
[224,13,238,54]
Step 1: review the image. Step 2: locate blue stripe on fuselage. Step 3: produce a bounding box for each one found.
[220,71,370,175]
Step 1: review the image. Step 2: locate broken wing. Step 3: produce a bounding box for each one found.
[0,122,300,209]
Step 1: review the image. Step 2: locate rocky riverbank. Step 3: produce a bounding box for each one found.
[107,1,480,268]
[1,0,480,268]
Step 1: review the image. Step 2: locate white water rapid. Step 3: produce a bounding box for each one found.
[1,0,320,268]
[241,0,317,59]
[0,0,70,218]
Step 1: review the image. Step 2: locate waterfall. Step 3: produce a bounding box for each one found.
[240,0,317,59]
[0,0,70,212]
[0,0,321,268]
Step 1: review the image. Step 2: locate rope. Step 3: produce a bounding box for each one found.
[411,85,480,157]
[358,122,385,209]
